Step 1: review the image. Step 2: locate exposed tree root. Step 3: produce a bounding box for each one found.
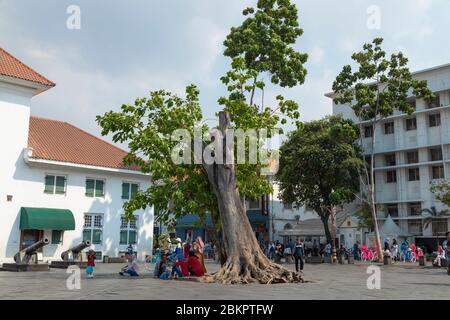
[202,260,304,285]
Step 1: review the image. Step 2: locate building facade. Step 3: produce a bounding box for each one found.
[328,63,450,249]
[0,48,154,263]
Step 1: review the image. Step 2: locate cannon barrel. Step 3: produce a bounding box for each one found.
[61,240,91,260]
[24,238,49,255]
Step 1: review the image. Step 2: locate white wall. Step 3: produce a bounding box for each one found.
[0,80,154,263]
[0,81,33,264]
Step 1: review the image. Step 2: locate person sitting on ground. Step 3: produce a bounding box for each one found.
[187,251,205,277]
[154,254,168,278]
[172,254,189,278]
[119,252,140,277]
[433,246,445,267]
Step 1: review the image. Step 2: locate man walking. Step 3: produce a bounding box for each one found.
[293,238,305,273]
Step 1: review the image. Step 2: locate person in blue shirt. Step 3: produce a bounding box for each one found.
[293,238,305,273]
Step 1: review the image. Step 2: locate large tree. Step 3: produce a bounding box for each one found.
[97,0,308,284]
[277,116,362,261]
[332,38,434,261]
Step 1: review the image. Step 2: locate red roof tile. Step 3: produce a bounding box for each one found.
[0,47,55,87]
[28,116,139,171]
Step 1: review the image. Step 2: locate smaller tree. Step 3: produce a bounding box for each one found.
[332,37,434,261]
[277,116,363,262]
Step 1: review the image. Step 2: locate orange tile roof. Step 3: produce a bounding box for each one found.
[0,47,55,87]
[28,116,140,171]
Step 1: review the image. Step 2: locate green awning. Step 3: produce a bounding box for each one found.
[20,207,75,230]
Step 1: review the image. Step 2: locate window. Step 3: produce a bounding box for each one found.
[408,168,420,181]
[51,230,63,244]
[120,215,138,245]
[432,166,445,180]
[364,125,373,138]
[386,170,397,183]
[407,99,416,110]
[432,219,448,236]
[384,122,395,135]
[429,114,441,127]
[122,182,139,200]
[385,154,396,166]
[408,220,423,235]
[429,148,443,161]
[248,199,260,210]
[408,202,422,216]
[427,95,440,109]
[85,179,105,197]
[83,214,103,245]
[283,202,293,210]
[387,204,399,218]
[406,151,419,164]
[44,175,66,195]
[406,118,417,131]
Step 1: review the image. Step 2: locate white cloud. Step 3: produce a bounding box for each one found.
[309,46,325,65]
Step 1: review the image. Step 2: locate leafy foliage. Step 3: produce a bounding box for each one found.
[277,116,363,239]
[431,180,450,207]
[96,0,308,231]
[332,37,434,120]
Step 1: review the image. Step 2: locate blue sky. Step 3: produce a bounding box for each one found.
[0,0,448,145]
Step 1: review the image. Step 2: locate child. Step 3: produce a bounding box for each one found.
[119,252,140,277]
[86,250,96,278]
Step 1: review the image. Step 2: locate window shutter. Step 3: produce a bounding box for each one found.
[55,176,66,194]
[122,183,130,199]
[44,175,55,194]
[95,180,104,197]
[85,179,95,197]
[92,230,102,244]
[129,231,137,244]
[83,229,92,242]
[120,230,128,245]
[130,184,139,198]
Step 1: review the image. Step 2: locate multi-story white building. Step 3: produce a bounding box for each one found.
[0,47,154,264]
[327,63,450,249]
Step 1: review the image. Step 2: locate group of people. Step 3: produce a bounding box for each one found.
[153,235,208,280]
[85,245,140,278]
[264,239,306,273]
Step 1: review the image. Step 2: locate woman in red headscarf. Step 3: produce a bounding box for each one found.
[193,236,207,273]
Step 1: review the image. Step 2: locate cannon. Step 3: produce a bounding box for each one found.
[1,238,50,272]
[50,240,91,269]
[14,238,50,264]
[61,240,91,261]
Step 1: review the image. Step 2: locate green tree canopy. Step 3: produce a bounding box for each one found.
[277,115,363,241]
[97,0,308,284]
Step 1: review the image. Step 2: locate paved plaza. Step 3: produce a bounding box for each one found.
[0,260,449,300]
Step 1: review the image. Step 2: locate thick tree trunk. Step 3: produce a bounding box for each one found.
[202,112,303,284]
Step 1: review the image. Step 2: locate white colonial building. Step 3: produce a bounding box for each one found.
[0,47,154,264]
[328,63,450,250]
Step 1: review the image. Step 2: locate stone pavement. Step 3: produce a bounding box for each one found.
[0,260,449,300]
